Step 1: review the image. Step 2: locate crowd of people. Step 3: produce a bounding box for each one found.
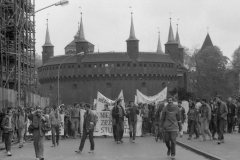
[0,95,240,160]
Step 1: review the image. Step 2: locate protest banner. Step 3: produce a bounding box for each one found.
[96,90,124,111]
[136,87,167,104]
[93,111,142,137]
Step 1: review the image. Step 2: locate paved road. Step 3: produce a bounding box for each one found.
[0,137,208,160]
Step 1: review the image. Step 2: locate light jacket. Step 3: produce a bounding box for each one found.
[49,110,62,126]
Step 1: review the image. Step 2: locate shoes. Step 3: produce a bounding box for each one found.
[117,141,120,144]
[171,154,175,159]
[187,137,191,140]
[88,150,94,154]
[75,150,82,154]
[132,139,135,143]
[7,151,12,156]
[51,145,55,147]
[120,140,123,143]
[167,149,170,156]
[19,144,23,148]
[40,158,44,160]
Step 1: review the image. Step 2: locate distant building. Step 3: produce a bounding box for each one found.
[38,14,187,105]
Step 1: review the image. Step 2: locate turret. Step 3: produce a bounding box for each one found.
[75,13,94,54]
[156,31,163,54]
[200,33,213,51]
[42,19,54,64]
[165,18,179,62]
[126,12,139,59]
[175,24,184,64]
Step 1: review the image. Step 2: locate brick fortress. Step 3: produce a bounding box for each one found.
[38,13,188,105]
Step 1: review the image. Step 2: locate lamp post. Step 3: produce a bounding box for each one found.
[35,0,69,14]
[57,54,80,106]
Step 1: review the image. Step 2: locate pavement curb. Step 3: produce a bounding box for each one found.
[176,140,224,160]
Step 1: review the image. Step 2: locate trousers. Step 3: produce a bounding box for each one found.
[188,120,199,138]
[79,130,94,151]
[71,118,79,138]
[164,131,178,156]
[200,118,212,140]
[51,125,60,145]
[217,118,225,140]
[116,121,124,141]
[129,121,137,140]
[4,132,13,151]
[33,130,44,159]
[17,128,25,146]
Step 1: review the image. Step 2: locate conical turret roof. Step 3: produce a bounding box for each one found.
[167,18,176,44]
[175,24,183,48]
[127,13,138,41]
[78,13,87,42]
[201,33,213,51]
[43,19,53,47]
[157,32,163,54]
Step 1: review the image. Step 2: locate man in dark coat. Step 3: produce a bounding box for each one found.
[126,101,139,143]
[112,99,125,144]
[216,96,228,144]
[75,104,97,154]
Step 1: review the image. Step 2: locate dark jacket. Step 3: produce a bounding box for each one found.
[217,101,228,121]
[126,106,139,123]
[112,105,125,123]
[1,115,15,133]
[161,104,180,132]
[28,112,48,136]
[83,110,97,132]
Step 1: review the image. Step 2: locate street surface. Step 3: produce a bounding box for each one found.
[0,137,208,160]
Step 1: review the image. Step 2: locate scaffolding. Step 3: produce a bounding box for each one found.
[0,0,36,108]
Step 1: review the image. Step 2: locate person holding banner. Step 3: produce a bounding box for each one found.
[161,97,182,159]
[126,101,139,143]
[112,99,125,144]
[75,104,97,154]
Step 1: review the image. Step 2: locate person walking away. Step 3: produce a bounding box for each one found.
[161,97,182,159]
[215,96,228,144]
[112,99,125,144]
[1,107,15,156]
[209,99,218,140]
[126,101,139,143]
[226,97,237,133]
[177,101,186,138]
[28,106,50,160]
[187,101,199,140]
[70,103,80,138]
[75,104,97,154]
[49,105,62,147]
[199,99,212,141]
[16,106,27,148]
[110,104,117,142]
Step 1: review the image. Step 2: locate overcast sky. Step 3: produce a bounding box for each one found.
[35,0,240,59]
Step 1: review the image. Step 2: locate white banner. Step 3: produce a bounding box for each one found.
[136,87,167,104]
[96,90,125,112]
[93,111,142,137]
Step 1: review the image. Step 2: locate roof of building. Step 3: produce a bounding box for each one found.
[127,13,138,41]
[43,52,175,66]
[201,33,213,51]
[43,20,53,47]
[166,19,176,44]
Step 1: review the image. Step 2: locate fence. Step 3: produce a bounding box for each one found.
[0,87,49,110]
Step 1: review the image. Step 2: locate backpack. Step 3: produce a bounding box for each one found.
[41,116,51,133]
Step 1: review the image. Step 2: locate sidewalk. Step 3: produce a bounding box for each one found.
[177,133,240,160]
